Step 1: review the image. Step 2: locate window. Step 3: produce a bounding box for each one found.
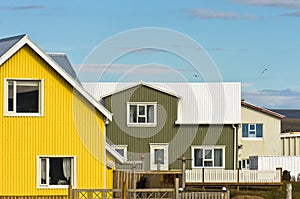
[239,159,249,169]
[113,145,128,160]
[242,124,263,138]
[192,146,225,168]
[5,79,43,116]
[38,156,75,188]
[150,143,168,170]
[127,102,157,127]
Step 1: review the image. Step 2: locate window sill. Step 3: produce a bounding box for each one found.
[241,137,263,141]
[4,112,43,117]
[127,123,157,127]
[191,167,225,169]
[38,185,71,189]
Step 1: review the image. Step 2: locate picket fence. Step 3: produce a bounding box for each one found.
[186,169,282,184]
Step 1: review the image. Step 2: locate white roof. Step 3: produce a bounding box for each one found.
[83,82,241,124]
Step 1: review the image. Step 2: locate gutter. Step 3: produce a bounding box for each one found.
[232,124,237,170]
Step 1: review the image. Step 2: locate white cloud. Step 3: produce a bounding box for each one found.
[242,89,300,109]
[187,8,258,20]
[232,0,300,9]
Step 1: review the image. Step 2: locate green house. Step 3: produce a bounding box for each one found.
[83,82,241,171]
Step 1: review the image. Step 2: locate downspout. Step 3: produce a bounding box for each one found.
[232,124,237,170]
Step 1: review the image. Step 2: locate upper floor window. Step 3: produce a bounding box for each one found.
[4,79,43,116]
[5,79,43,116]
[242,124,263,138]
[127,102,157,127]
[191,146,225,168]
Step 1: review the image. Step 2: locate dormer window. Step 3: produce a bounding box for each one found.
[127,102,157,127]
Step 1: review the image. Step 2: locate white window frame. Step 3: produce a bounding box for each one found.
[127,102,157,127]
[248,124,256,137]
[191,145,225,169]
[242,123,263,140]
[4,78,44,116]
[150,143,169,171]
[37,155,76,189]
[112,145,128,160]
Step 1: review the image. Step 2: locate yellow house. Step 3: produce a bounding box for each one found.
[0,34,123,198]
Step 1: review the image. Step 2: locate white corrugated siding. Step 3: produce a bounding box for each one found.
[250,156,300,179]
[82,82,241,124]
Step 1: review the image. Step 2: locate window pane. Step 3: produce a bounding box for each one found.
[154,149,164,164]
[116,149,124,157]
[256,124,263,137]
[147,105,154,123]
[40,158,47,185]
[249,131,256,137]
[204,149,212,159]
[138,105,145,116]
[249,124,255,131]
[214,149,223,167]
[204,161,213,167]
[49,158,70,185]
[138,117,145,123]
[194,149,203,167]
[242,124,248,137]
[130,105,137,123]
[16,81,39,113]
[8,81,14,111]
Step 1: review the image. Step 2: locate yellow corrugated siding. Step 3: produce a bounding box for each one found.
[106,154,115,189]
[0,45,109,196]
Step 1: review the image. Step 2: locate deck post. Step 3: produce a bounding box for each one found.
[181,157,186,189]
[277,167,283,191]
[132,162,137,198]
[141,154,145,171]
[286,183,292,199]
[122,180,127,199]
[175,178,179,199]
[237,169,240,191]
[68,184,72,199]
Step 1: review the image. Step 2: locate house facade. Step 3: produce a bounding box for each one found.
[0,35,122,198]
[238,101,284,169]
[83,82,241,171]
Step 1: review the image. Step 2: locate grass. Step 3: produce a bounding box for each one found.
[230,181,300,199]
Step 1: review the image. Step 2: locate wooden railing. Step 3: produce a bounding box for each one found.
[71,189,122,199]
[127,188,175,199]
[186,168,282,184]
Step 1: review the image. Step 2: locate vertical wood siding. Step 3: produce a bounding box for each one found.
[104,85,234,170]
[0,45,107,196]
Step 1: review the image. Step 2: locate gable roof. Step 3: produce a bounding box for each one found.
[0,34,112,121]
[100,81,182,99]
[83,82,241,124]
[242,100,285,119]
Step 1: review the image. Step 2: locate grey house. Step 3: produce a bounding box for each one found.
[83,82,241,171]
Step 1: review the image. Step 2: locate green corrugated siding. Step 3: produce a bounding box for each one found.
[104,85,235,170]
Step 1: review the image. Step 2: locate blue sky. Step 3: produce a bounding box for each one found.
[1,0,300,109]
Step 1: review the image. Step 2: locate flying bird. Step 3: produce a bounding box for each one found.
[260,68,268,76]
